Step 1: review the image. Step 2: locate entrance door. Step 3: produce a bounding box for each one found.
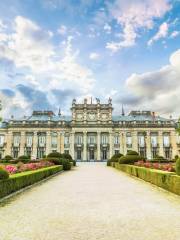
[102,149,107,160]
[77,149,82,161]
[89,149,94,161]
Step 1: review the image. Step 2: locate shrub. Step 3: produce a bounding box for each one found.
[151,155,168,163]
[71,160,76,166]
[62,159,71,171]
[61,153,73,161]
[18,155,30,160]
[175,158,180,176]
[0,168,9,180]
[107,159,111,166]
[127,150,139,156]
[4,155,13,160]
[42,157,62,165]
[110,153,123,162]
[47,152,62,158]
[119,154,144,164]
[0,166,62,198]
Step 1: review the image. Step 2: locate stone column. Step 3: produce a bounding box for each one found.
[109,131,113,159]
[46,131,51,156]
[57,131,61,153]
[32,131,38,159]
[60,132,65,154]
[6,131,12,156]
[97,131,101,160]
[170,130,178,158]
[132,131,138,152]
[83,131,87,161]
[146,131,151,160]
[19,131,26,156]
[121,131,126,155]
[158,131,164,157]
[70,132,75,160]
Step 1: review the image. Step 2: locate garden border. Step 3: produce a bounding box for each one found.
[0,165,63,200]
[111,163,180,196]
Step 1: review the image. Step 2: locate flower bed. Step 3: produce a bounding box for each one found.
[0,165,63,199]
[0,161,54,175]
[134,161,175,172]
[111,162,180,196]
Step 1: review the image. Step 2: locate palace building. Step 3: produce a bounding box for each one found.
[0,98,179,161]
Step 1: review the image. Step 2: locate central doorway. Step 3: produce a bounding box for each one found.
[89,149,95,161]
[77,149,82,161]
[102,149,107,160]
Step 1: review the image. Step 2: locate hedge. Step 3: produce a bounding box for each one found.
[0,165,63,199]
[111,163,180,196]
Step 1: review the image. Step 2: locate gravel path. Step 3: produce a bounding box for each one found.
[0,163,180,240]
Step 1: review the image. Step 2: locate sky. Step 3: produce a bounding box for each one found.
[0,0,180,119]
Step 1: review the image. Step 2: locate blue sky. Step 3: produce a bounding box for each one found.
[0,0,180,118]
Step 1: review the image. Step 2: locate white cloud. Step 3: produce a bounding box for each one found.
[89,52,100,60]
[170,30,179,38]
[106,0,171,52]
[124,49,180,115]
[0,16,96,118]
[148,22,169,46]
[104,23,111,34]
[57,25,67,35]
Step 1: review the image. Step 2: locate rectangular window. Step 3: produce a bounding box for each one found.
[138,136,145,147]
[114,135,119,144]
[0,135,4,146]
[38,134,46,147]
[88,136,96,144]
[126,133,132,147]
[163,135,170,147]
[26,134,33,147]
[76,135,83,144]
[13,134,21,147]
[151,136,157,147]
[64,136,70,144]
[101,135,108,144]
[51,132,57,148]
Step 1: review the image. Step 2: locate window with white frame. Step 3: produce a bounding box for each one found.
[64,135,70,144]
[126,133,132,147]
[0,135,4,146]
[26,134,33,147]
[51,132,57,147]
[163,135,170,147]
[138,135,145,147]
[114,135,119,144]
[76,135,83,144]
[88,135,96,144]
[38,134,46,147]
[101,135,108,144]
[151,136,157,147]
[13,134,21,147]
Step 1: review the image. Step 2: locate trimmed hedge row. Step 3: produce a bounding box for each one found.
[0,165,63,199]
[111,163,180,196]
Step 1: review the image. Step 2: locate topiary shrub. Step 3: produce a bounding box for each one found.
[0,168,9,180]
[151,155,168,163]
[175,158,180,176]
[71,160,76,166]
[110,153,123,162]
[119,154,144,164]
[47,152,62,158]
[43,157,62,165]
[127,150,139,156]
[4,155,13,160]
[18,155,30,160]
[61,153,73,161]
[62,159,71,171]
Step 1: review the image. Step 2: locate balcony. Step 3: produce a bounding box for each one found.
[100,143,109,149]
[74,143,83,149]
[87,143,97,149]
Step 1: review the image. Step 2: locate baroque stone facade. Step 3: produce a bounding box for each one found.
[0,98,179,161]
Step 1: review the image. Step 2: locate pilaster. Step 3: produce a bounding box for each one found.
[132,130,138,152]
[46,131,51,155]
[170,130,178,158]
[83,131,87,161]
[158,131,164,157]
[97,131,101,160]
[32,131,38,159]
[146,131,151,159]
[70,132,75,160]
[19,131,25,156]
